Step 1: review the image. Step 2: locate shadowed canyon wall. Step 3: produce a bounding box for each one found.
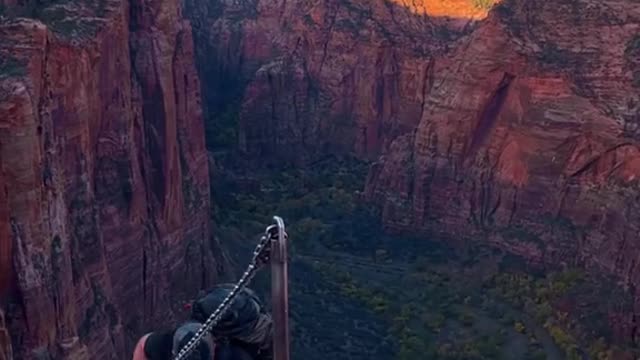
[0,0,220,358]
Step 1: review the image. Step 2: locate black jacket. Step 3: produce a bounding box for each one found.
[189,285,271,360]
[143,329,174,360]
[190,285,264,339]
[143,328,253,360]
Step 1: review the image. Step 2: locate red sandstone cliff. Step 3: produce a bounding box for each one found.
[2,0,638,355]
[0,0,218,358]
[364,0,640,343]
[188,0,640,343]
[185,0,493,164]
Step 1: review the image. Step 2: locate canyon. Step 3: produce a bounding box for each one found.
[1,0,640,358]
[188,0,640,345]
[0,0,220,358]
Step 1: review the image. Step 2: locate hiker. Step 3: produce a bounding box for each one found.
[132,321,255,360]
[189,284,273,360]
[132,285,272,360]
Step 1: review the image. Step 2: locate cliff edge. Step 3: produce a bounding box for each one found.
[0,0,218,358]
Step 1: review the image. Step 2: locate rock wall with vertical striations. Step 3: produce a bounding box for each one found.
[184,0,492,165]
[0,0,219,358]
[364,0,640,344]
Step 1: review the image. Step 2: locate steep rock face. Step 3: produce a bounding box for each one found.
[0,0,217,358]
[189,0,640,345]
[365,0,640,342]
[184,0,493,164]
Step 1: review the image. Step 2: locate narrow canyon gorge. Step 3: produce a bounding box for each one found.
[1,0,639,358]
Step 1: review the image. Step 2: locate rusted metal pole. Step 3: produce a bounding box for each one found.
[271,216,290,360]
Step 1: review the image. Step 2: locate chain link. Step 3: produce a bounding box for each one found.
[173,224,279,360]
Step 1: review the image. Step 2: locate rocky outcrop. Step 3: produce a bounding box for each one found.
[0,0,218,358]
[184,0,494,165]
[365,0,640,343]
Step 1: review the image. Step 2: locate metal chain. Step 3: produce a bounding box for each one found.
[173,225,278,360]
